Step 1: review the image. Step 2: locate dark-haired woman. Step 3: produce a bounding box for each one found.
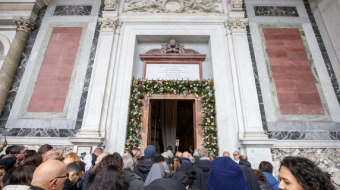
[259,161,279,190]
[4,165,35,190]
[253,169,274,190]
[278,156,336,190]
[20,153,42,167]
[87,165,124,190]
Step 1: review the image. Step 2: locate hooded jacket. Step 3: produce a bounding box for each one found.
[196,159,210,183]
[207,157,249,190]
[134,158,154,182]
[239,159,261,190]
[123,169,144,190]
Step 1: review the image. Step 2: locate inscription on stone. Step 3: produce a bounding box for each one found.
[145,63,200,80]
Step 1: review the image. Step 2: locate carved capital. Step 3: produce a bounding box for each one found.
[226,18,248,32]
[230,0,243,11]
[99,18,119,32]
[104,0,116,11]
[13,17,35,34]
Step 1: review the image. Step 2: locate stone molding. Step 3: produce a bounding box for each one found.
[226,18,248,32]
[13,17,35,34]
[230,0,243,11]
[104,0,116,11]
[124,0,222,13]
[99,18,119,32]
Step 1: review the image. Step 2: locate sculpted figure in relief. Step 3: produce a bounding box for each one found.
[124,0,221,13]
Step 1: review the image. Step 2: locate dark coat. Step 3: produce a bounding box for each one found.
[143,178,186,190]
[192,164,206,190]
[79,170,95,190]
[123,169,144,190]
[134,158,154,182]
[259,181,274,190]
[63,179,78,190]
[196,159,210,183]
[239,160,261,190]
[29,186,44,190]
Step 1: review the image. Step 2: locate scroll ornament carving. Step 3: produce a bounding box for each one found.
[13,18,35,34]
[99,18,119,32]
[230,0,243,11]
[226,18,248,32]
[104,0,116,11]
[145,39,200,55]
[124,0,222,13]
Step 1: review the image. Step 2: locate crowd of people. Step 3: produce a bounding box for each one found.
[0,140,338,190]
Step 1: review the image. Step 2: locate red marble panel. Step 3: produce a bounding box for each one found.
[28,27,83,112]
[263,28,324,115]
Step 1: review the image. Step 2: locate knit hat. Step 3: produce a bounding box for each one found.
[144,145,156,158]
[207,157,250,190]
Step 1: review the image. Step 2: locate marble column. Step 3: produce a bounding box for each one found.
[0,18,34,114]
[73,18,119,139]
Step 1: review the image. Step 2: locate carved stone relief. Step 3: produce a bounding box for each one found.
[145,39,201,55]
[226,18,248,32]
[98,18,119,32]
[124,0,222,13]
[13,18,35,34]
[230,0,243,11]
[104,0,116,11]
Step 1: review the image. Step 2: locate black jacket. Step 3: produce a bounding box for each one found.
[63,178,78,190]
[79,170,95,190]
[29,186,44,190]
[239,159,261,190]
[123,169,144,190]
[192,164,206,190]
[196,159,210,184]
[143,178,186,190]
[259,181,274,190]
[134,158,154,182]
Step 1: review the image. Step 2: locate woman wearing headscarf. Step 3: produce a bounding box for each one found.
[143,163,165,186]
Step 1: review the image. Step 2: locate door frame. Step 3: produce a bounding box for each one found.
[140,94,203,154]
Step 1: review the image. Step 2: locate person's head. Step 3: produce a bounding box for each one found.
[207,157,249,189]
[87,165,124,190]
[252,169,267,182]
[233,151,240,161]
[181,151,191,159]
[93,147,103,156]
[153,154,165,163]
[25,150,36,156]
[122,156,134,171]
[167,146,173,151]
[66,161,85,184]
[31,160,67,190]
[44,150,60,162]
[189,156,195,164]
[144,145,156,159]
[6,146,18,155]
[175,151,183,158]
[279,156,335,190]
[11,146,26,161]
[131,147,139,156]
[198,148,208,158]
[9,165,36,185]
[38,144,53,158]
[20,152,42,167]
[222,151,230,157]
[0,165,5,182]
[173,156,181,172]
[56,148,64,158]
[259,161,273,174]
[63,152,80,165]
[93,153,123,174]
[240,155,247,161]
[95,152,109,165]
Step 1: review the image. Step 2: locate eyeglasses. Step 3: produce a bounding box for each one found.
[233,154,238,156]
[50,175,67,182]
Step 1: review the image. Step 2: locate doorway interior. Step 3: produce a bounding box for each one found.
[148,99,194,153]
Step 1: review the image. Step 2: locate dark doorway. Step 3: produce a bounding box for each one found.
[148,100,194,153]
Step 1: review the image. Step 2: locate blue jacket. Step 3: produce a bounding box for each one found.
[263,172,279,190]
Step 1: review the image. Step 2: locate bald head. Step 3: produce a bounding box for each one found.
[182,151,191,159]
[222,151,230,157]
[31,160,66,190]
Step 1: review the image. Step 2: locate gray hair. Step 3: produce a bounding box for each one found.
[94,147,103,154]
[198,148,209,158]
[123,156,134,169]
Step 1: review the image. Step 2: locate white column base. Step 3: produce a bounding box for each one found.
[68,136,104,146]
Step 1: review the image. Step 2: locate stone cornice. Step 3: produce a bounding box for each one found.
[99,18,119,32]
[13,17,35,34]
[225,18,248,33]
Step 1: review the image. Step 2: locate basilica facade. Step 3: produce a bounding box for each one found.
[0,0,339,182]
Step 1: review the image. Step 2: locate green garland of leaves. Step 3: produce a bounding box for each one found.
[125,79,218,156]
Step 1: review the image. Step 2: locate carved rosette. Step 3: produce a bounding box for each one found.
[99,18,119,32]
[230,0,243,11]
[13,17,35,34]
[226,18,248,32]
[104,0,116,11]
